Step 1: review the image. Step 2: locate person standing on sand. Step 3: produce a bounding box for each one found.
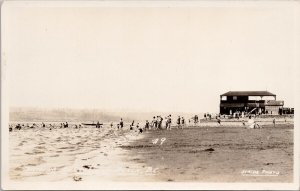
[273,118,276,127]
[177,116,181,129]
[154,117,158,129]
[166,115,172,130]
[247,116,261,129]
[165,116,169,130]
[110,122,113,128]
[158,116,163,129]
[247,116,255,129]
[217,118,221,126]
[242,119,246,126]
[145,120,150,130]
[151,116,156,130]
[181,117,185,129]
[165,116,169,129]
[156,116,161,129]
[156,116,159,129]
[194,115,198,126]
[169,115,172,130]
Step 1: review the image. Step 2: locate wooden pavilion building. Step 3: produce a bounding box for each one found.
[219,91,284,115]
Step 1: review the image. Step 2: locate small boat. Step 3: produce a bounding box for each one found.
[81,123,103,126]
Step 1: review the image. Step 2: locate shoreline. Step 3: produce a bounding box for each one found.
[9,127,156,182]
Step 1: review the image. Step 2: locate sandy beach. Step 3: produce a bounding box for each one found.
[9,118,293,183]
[121,123,294,182]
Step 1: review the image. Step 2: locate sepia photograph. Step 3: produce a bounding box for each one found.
[1,0,300,190]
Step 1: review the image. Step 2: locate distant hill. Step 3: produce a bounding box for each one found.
[9,107,204,123]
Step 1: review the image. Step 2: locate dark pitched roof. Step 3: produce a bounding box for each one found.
[221,91,276,96]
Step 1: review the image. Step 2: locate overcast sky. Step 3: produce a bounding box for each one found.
[3,1,299,113]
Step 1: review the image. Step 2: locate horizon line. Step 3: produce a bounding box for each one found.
[9,106,215,114]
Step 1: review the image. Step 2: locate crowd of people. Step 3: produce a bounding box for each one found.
[9,121,74,132]
[116,115,183,133]
[8,112,281,132]
[8,114,191,133]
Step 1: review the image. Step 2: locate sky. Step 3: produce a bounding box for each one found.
[3,1,299,113]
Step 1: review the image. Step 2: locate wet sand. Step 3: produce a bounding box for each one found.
[121,124,293,182]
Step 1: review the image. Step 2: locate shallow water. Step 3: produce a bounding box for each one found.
[9,125,152,182]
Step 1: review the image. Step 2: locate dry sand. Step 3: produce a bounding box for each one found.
[121,123,293,182]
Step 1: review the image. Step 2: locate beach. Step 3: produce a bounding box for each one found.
[9,119,293,182]
[9,125,157,182]
[121,123,294,182]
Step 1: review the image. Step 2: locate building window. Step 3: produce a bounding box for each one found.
[233,96,237,100]
[221,96,227,101]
